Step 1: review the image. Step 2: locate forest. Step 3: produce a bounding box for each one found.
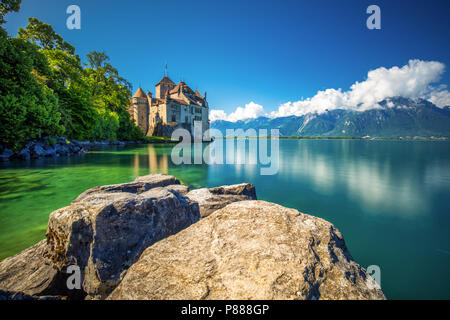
[0,0,143,151]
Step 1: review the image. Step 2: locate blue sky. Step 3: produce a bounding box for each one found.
[4,0,450,119]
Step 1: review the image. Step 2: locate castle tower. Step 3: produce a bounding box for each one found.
[155,76,176,98]
[131,88,149,134]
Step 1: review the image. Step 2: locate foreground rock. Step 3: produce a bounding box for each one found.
[46,174,199,299]
[0,174,199,300]
[108,201,385,300]
[186,183,257,218]
[0,174,385,300]
[0,290,62,301]
[73,174,184,202]
[0,241,60,297]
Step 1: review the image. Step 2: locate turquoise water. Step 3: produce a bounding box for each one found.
[1,140,450,299]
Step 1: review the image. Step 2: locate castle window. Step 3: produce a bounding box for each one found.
[172,114,176,122]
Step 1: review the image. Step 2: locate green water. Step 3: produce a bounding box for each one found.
[1,140,450,299]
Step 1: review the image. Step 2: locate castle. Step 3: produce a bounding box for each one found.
[128,75,210,138]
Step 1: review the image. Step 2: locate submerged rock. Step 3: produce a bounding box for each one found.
[108,200,385,300]
[186,183,257,218]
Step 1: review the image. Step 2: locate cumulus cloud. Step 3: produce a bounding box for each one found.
[209,102,266,122]
[209,109,229,122]
[427,87,450,107]
[210,59,450,121]
[271,59,448,117]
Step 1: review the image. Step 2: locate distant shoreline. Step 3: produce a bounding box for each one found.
[0,137,179,162]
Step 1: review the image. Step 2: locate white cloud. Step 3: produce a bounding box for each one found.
[210,59,450,121]
[209,109,228,122]
[427,87,450,107]
[209,102,266,122]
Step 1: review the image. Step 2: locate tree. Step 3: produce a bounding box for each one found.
[18,18,98,140]
[1,13,142,148]
[85,51,142,140]
[18,17,75,54]
[85,51,132,111]
[44,48,97,139]
[0,0,21,25]
[0,30,63,150]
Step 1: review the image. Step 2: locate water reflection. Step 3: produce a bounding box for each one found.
[267,140,450,217]
[1,140,450,298]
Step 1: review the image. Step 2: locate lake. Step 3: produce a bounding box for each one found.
[1,139,449,299]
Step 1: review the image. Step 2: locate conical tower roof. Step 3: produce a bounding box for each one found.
[133,88,147,98]
[155,76,176,86]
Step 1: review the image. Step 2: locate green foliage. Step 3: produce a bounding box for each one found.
[0,0,21,24]
[85,51,132,111]
[92,109,120,141]
[84,51,141,141]
[117,110,144,141]
[0,14,143,149]
[43,48,97,139]
[0,29,63,150]
[18,18,75,54]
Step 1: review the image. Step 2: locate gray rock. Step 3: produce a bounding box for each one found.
[73,174,181,203]
[186,183,257,218]
[0,147,13,161]
[30,143,47,159]
[108,200,386,300]
[0,240,59,296]
[46,174,200,299]
[163,184,190,195]
[55,143,70,156]
[0,290,63,300]
[42,145,57,157]
[16,148,30,160]
[68,141,82,153]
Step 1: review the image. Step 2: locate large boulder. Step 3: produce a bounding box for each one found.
[46,174,199,299]
[186,183,257,218]
[108,201,385,300]
[73,173,182,202]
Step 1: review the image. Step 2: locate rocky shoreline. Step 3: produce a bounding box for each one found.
[0,137,174,162]
[0,174,386,300]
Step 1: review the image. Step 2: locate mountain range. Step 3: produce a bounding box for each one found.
[210,98,450,138]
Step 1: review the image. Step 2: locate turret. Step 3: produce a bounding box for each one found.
[155,76,175,98]
[132,88,149,134]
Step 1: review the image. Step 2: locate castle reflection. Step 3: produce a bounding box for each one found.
[133,145,169,176]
